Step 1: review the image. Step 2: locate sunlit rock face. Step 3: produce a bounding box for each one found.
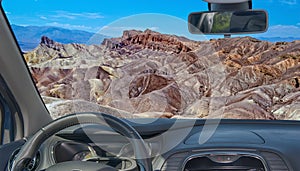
[24,30,300,120]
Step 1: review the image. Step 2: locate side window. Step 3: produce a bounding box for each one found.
[0,96,14,145]
[0,100,3,144]
[0,75,23,145]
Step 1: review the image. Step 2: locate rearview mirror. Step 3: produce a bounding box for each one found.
[188,10,268,35]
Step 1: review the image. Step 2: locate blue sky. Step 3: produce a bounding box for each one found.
[2,0,300,39]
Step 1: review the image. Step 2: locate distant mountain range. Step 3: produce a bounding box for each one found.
[11,25,109,51]
[11,24,300,51]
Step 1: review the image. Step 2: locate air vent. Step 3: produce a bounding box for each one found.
[8,149,40,171]
[183,153,267,171]
[161,152,189,171]
[261,152,289,171]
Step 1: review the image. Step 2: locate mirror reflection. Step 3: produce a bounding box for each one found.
[189,10,268,34]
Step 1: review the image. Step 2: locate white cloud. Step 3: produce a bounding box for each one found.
[46,22,101,32]
[280,0,297,5]
[82,12,105,19]
[52,11,104,20]
[259,25,300,38]
[101,26,159,31]
[40,16,48,20]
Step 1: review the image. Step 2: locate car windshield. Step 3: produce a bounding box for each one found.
[2,0,300,121]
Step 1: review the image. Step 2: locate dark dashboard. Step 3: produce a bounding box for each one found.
[2,119,300,171]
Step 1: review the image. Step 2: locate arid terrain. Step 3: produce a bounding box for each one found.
[24,30,300,120]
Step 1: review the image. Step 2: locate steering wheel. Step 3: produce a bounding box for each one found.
[10,113,153,171]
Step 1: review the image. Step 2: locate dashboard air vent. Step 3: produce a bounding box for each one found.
[183,153,266,171]
[8,148,40,171]
[261,152,289,171]
[161,152,189,171]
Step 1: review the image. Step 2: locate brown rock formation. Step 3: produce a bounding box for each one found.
[102,29,196,54]
[24,31,300,120]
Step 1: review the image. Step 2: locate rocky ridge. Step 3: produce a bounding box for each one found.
[24,30,300,120]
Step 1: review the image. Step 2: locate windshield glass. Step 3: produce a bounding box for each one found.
[3,0,300,120]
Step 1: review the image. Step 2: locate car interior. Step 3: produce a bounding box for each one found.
[0,0,299,170]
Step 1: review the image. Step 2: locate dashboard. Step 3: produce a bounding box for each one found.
[3,119,300,171]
